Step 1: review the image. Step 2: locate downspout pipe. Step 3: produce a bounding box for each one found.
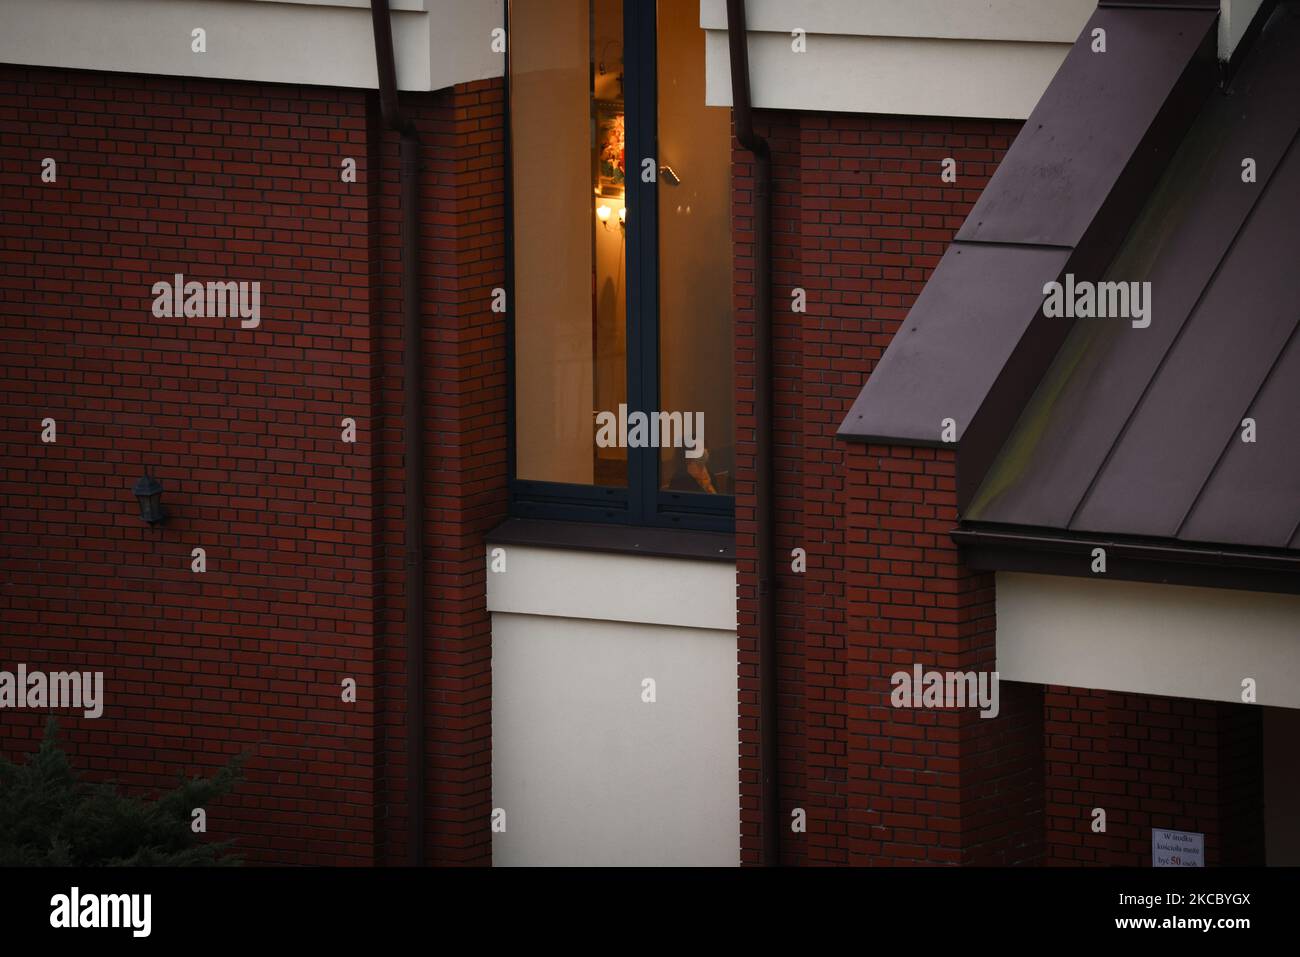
[370,0,426,868]
[726,0,777,867]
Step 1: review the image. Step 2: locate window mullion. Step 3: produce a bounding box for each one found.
[624,0,658,524]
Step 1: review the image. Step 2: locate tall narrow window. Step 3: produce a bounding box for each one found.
[511,0,626,488]
[509,0,734,530]
[655,0,734,499]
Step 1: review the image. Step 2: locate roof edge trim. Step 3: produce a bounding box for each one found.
[955,523,1300,594]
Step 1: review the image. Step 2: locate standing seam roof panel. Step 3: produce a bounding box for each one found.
[965,2,1300,558]
[955,6,1219,248]
[838,4,1220,486]
[1179,326,1300,548]
[1070,139,1300,539]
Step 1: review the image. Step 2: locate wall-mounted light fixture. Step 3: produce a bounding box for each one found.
[131,473,166,525]
[596,202,626,232]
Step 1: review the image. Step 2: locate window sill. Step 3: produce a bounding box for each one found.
[487,518,735,563]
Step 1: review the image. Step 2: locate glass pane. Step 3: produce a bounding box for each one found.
[511,0,627,486]
[656,0,734,496]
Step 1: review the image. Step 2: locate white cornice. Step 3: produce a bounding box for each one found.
[0,0,503,92]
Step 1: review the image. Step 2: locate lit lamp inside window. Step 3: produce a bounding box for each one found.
[596,203,612,227]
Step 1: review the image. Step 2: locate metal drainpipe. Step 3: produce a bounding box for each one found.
[370,0,426,868]
[726,0,778,867]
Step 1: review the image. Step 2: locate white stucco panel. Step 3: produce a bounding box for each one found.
[486,544,737,632]
[996,572,1300,709]
[492,612,740,866]
[0,0,504,91]
[705,29,1072,119]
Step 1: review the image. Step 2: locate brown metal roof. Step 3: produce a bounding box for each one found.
[964,1,1300,561]
[837,242,1071,446]
[956,5,1219,250]
[838,3,1221,511]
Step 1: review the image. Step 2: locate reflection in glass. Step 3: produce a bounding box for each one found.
[656,0,734,495]
[511,0,627,487]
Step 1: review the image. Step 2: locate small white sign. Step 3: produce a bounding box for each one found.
[1152,828,1204,867]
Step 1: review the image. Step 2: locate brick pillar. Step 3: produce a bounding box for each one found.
[734,109,1040,865]
[832,444,1043,864]
[373,78,508,866]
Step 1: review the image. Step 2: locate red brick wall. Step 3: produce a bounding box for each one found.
[0,66,505,865]
[732,110,1036,865]
[1044,687,1264,866]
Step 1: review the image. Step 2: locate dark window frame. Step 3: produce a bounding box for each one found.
[503,0,735,532]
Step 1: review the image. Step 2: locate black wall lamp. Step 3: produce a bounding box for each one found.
[131,473,166,525]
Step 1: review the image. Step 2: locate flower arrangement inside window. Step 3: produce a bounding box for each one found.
[596,103,625,197]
